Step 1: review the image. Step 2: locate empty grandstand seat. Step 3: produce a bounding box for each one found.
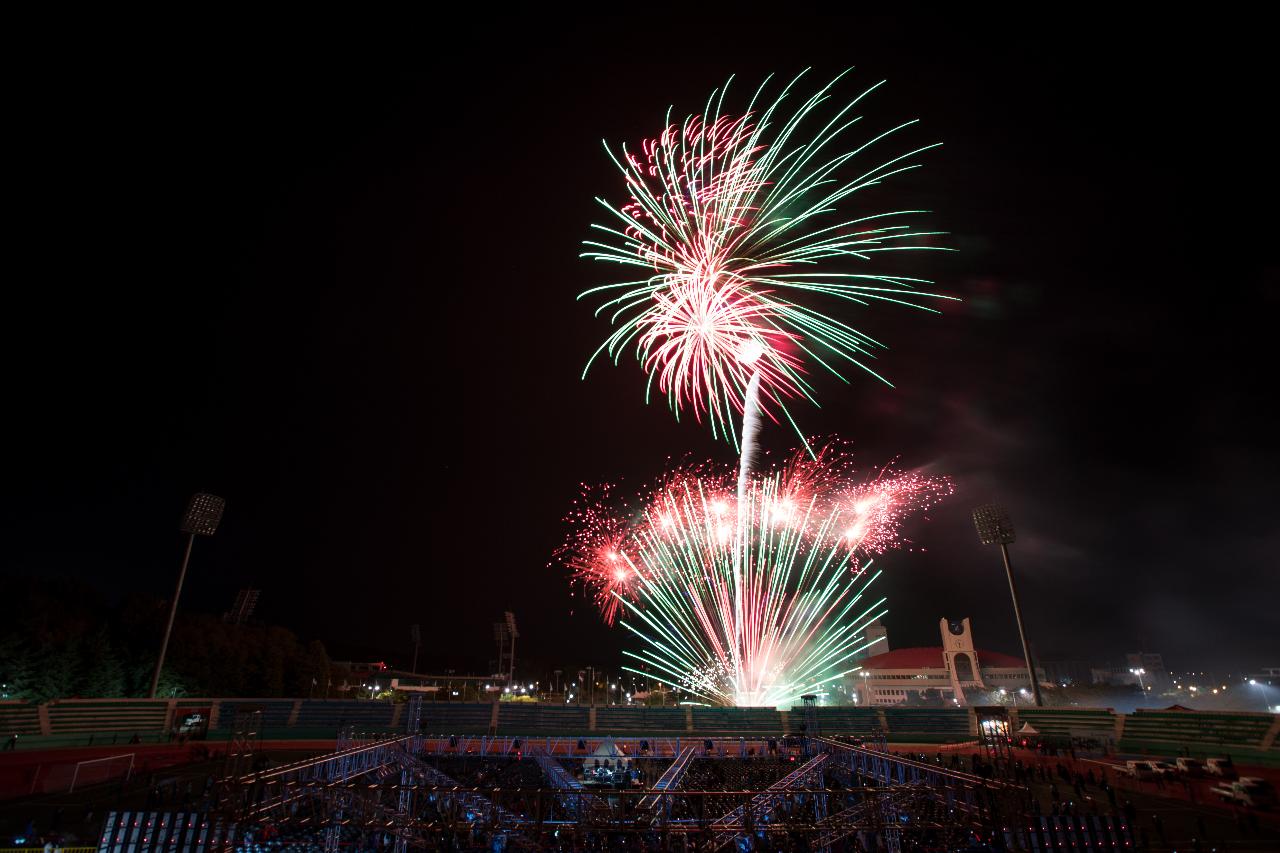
[497,704,590,735]
[421,703,494,735]
[595,707,686,734]
[1120,709,1275,753]
[881,708,970,739]
[1016,707,1116,740]
[689,707,782,735]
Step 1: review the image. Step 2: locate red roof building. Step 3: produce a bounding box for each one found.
[853,619,1042,707]
[862,647,1027,671]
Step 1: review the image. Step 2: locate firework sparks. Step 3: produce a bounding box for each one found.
[556,484,640,625]
[557,445,952,706]
[582,70,952,446]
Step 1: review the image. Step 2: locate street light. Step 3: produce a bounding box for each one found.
[972,504,1043,707]
[1246,679,1265,711]
[1130,668,1147,692]
[149,493,224,698]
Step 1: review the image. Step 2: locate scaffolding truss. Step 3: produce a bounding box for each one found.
[208,728,1073,850]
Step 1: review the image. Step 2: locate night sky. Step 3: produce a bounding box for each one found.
[7,21,1276,676]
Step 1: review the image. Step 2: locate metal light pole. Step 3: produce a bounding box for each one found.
[410,624,421,674]
[150,493,225,698]
[973,504,1043,707]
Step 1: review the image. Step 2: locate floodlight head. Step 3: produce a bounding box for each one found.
[180,493,225,536]
[972,504,1015,545]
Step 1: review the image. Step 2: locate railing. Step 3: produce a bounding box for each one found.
[636,746,696,810]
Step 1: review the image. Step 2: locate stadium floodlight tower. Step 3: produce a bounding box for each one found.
[972,504,1043,707]
[493,611,518,687]
[149,493,225,698]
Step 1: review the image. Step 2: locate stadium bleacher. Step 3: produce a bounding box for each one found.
[689,707,782,735]
[209,699,297,737]
[594,706,686,734]
[881,708,971,741]
[293,699,397,737]
[420,702,494,735]
[1015,707,1117,741]
[1,697,1274,765]
[801,706,882,734]
[46,699,171,734]
[496,703,590,735]
[1120,708,1276,755]
[0,700,43,735]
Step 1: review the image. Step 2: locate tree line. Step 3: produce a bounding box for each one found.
[0,574,337,701]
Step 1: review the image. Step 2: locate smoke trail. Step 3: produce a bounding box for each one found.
[732,369,764,685]
[736,370,763,504]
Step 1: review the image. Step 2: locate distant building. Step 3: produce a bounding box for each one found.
[332,661,389,678]
[1246,667,1279,687]
[1090,652,1170,692]
[1040,658,1093,687]
[1091,666,1129,686]
[859,617,890,658]
[853,618,1041,707]
[1125,652,1171,690]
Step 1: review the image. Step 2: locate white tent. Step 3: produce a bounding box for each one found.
[588,736,631,769]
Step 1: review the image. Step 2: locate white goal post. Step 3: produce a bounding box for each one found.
[69,752,135,793]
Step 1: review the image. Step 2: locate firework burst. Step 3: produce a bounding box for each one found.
[582,70,952,446]
[557,445,952,706]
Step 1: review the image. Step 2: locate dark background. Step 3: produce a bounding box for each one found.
[6,19,1276,677]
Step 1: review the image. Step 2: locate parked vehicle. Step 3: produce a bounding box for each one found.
[1121,760,1158,780]
[1175,757,1206,776]
[1149,761,1179,776]
[1206,757,1237,779]
[1211,777,1276,809]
